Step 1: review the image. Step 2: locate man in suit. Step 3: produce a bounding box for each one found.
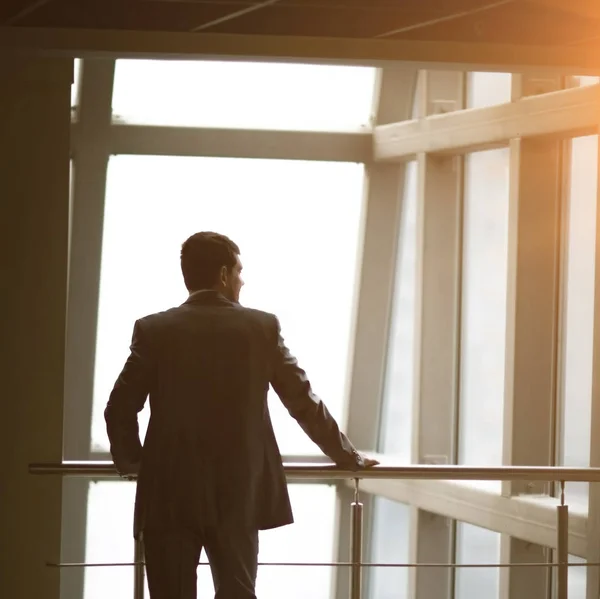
[105,231,378,599]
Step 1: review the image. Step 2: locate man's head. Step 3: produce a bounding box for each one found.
[180,232,244,302]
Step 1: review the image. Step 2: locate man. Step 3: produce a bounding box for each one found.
[105,231,378,599]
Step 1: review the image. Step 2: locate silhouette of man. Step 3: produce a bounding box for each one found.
[105,231,378,599]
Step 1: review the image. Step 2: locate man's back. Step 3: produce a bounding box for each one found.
[105,290,363,538]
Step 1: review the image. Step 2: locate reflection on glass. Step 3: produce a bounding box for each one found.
[559,135,598,507]
[71,58,81,109]
[84,481,135,599]
[458,149,510,487]
[378,161,418,460]
[92,156,365,455]
[455,523,500,599]
[467,72,512,109]
[112,60,376,130]
[369,497,410,599]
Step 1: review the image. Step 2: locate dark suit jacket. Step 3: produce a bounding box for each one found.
[104,290,364,539]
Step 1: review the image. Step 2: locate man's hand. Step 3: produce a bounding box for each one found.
[361,455,379,468]
[116,462,140,481]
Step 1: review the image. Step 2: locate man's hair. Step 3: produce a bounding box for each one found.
[180,232,240,292]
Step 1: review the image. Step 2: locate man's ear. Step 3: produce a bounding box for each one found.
[219,265,228,285]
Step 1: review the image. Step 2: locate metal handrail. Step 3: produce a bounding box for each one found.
[31,460,596,599]
[28,460,600,481]
[46,560,599,569]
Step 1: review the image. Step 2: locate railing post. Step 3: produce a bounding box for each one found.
[350,478,363,599]
[557,481,569,599]
[134,537,145,599]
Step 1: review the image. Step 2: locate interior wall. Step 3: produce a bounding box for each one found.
[0,54,72,599]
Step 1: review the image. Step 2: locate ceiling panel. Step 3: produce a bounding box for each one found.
[3,0,599,49]
[203,5,458,37]
[14,0,250,30]
[385,1,598,45]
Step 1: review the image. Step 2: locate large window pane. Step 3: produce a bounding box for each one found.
[455,523,500,599]
[565,555,587,599]
[71,58,81,110]
[571,76,600,87]
[458,149,510,485]
[378,161,418,460]
[91,156,365,455]
[112,60,376,131]
[86,483,335,599]
[369,497,410,599]
[84,481,136,599]
[145,485,337,599]
[559,135,598,507]
[467,72,512,108]
[255,485,336,599]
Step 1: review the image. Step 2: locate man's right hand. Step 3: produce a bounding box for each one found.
[361,455,379,468]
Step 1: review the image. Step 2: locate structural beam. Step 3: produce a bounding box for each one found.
[335,65,418,599]
[374,84,600,161]
[586,132,600,599]
[62,58,116,599]
[3,27,600,73]
[94,124,372,163]
[409,70,464,599]
[499,74,564,599]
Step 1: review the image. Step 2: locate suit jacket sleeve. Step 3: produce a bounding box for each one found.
[270,316,364,470]
[104,319,154,472]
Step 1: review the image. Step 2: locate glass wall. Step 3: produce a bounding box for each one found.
[71,57,81,110]
[84,481,136,599]
[466,72,512,109]
[76,58,377,599]
[458,149,510,482]
[369,497,411,599]
[455,523,501,599]
[378,160,418,460]
[558,135,598,507]
[64,57,600,599]
[112,59,376,130]
[566,555,587,599]
[91,156,365,454]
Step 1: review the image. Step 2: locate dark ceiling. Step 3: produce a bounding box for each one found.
[1,0,599,48]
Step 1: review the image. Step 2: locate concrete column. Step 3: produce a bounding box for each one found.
[0,55,72,599]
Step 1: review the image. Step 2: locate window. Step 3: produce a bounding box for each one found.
[378,161,418,460]
[148,487,337,599]
[458,149,510,483]
[466,72,512,109]
[566,555,587,599]
[369,497,411,599]
[254,485,336,599]
[112,60,376,131]
[455,523,500,599]
[91,156,365,455]
[86,483,336,599]
[84,481,136,599]
[71,58,81,110]
[571,76,600,87]
[558,135,598,507]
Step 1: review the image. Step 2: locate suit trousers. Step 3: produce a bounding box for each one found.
[143,525,259,599]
